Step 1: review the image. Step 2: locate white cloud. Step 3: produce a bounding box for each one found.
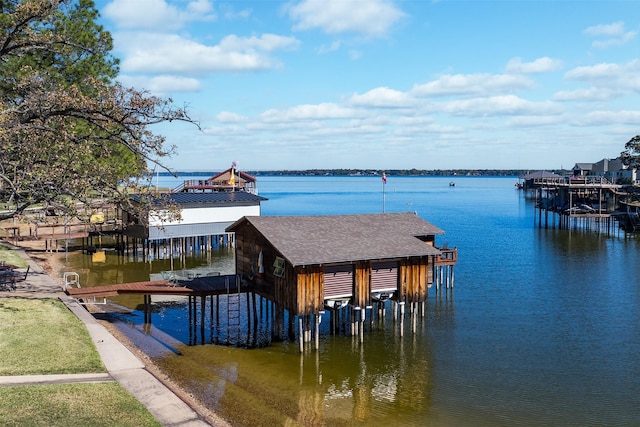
[103,0,216,30]
[318,41,342,54]
[115,32,299,74]
[566,62,622,80]
[592,32,637,49]
[584,21,626,37]
[219,34,301,52]
[187,0,214,15]
[394,121,458,135]
[117,74,201,94]
[349,87,415,108]
[583,21,637,48]
[286,0,405,37]
[507,115,565,127]
[222,6,252,20]
[216,112,248,123]
[553,87,620,102]
[260,103,360,122]
[579,110,640,126]
[202,124,250,136]
[438,95,559,117]
[565,60,640,92]
[411,73,534,97]
[505,57,563,74]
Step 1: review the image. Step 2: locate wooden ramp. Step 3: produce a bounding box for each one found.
[65,275,247,299]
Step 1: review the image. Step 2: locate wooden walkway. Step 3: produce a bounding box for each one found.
[65,275,247,299]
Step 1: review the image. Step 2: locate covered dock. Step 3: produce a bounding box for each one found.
[227,212,457,351]
[528,175,624,233]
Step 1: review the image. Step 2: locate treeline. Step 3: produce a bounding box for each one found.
[160,169,567,177]
[247,169,564,177]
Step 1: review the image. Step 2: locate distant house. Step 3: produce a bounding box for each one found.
[227,212,456,316]
[176,166,258,194]
[572,163,594,177]
[123,191,267,241]
[572,158,637,183]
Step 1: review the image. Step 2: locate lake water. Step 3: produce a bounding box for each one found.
[61,176,640,426]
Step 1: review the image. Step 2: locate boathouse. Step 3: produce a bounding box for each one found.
[174,166,258,194]
[227,212,456,317]
[527,174,625,233]
[122,191,268,250]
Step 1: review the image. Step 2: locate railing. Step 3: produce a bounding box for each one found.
[182,179,219,188]
[436,248,457,265]
[34,222,89,238]
[532,176,616,186]
[177,179,258,194]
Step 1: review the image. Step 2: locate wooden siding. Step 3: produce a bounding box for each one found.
[354,261,371,308]
[273,263,296,313]
[296,266,324,315]
[398,257,430,303]
[234,226,260,281]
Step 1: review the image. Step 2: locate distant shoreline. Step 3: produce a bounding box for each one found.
[156,169,563,178]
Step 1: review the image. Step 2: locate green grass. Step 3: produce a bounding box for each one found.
[0,242,28,269]
[0,299,104,375]
[0,383,161,427]
[0,298,162,426]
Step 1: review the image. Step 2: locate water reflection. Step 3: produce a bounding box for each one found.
[87,280,452,425]
[59,237,460,425]
[144,305,441,426]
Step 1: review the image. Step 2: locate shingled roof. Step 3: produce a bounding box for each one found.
[132,191,267,205]
[209,167,256,183]
[521,170,563,179]
[227,212,444,267]
[165,191,266,205]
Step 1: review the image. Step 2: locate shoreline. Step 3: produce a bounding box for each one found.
[17,244,228,427]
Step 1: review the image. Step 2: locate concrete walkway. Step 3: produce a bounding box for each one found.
[0,245,227,427]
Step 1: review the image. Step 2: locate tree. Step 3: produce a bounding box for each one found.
[0,0,196,223]
[620,135,640,170]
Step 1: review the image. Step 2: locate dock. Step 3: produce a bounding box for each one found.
[527,176,626,234]
[64,273,256,347]
[65,276,246,298]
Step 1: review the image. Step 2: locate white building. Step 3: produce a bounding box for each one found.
[123,191,267,241]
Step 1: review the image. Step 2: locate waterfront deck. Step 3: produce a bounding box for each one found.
[65,274,245,298]
[436,248,457,266]
[527,176,628,233]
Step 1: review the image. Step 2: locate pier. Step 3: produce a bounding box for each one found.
[1,207,122,253]
[527,176,626,234]
[64,270,456,350]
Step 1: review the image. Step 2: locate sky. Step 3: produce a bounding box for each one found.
[92,0,640,172]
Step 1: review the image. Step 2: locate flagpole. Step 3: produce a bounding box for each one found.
[382,172,386,213]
